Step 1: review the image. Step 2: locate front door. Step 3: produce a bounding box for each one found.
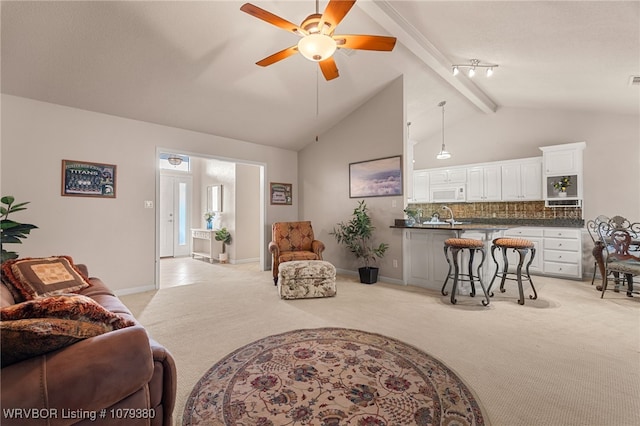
[160,174,191,257]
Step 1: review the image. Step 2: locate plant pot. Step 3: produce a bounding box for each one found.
[358,267,379,284]
[218,253,228,264]
[558,191,567,198]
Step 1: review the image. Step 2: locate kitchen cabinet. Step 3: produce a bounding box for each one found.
[412,170,430,202]
[501,228,544,274]
[501,158,542,201]
[540,142,585,206]
[467,165,501,201]
[429,168,467,185]
[403,228,454,290]
[542,228,582,278]
[500,227,582,279]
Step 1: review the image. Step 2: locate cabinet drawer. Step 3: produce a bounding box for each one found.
[544,261,579,277]
[192,230,211,240]
[543,228,580,239]
[504,227,544,237]
[544,249,579,264]
[544,238,579,251]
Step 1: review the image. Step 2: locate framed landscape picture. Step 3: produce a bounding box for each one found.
[61,160,117,198]
[349,155,402,198]
[270,182,292,205]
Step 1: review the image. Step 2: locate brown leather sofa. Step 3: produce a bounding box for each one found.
[1,264,177,426]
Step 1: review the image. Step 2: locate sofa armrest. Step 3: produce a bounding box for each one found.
[1,325,153,423]
[268,241,280,256]
[148,338,177,426]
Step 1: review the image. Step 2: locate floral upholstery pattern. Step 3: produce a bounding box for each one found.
[278,260,336,299]
[269,221,325,284]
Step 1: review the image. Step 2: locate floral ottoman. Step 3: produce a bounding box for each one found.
[277,260,337,299]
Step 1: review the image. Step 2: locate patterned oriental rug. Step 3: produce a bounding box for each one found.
[183,328,486,426]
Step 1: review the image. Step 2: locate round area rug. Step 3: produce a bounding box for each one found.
[183,328,485,426]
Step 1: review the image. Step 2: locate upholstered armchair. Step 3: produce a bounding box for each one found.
[269,221,325,284]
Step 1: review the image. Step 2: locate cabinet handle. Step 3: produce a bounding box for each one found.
[558,243,562,247]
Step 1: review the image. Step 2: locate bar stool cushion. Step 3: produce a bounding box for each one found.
[492,238,535,249]
[444,238,484,248]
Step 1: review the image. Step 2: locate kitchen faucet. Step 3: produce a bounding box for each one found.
[441,205,455,225]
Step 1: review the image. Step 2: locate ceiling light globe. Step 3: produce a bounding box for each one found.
[486,67,494,77]
[468,68,475,77]
[452,66,459,76]
[298,34,337,62]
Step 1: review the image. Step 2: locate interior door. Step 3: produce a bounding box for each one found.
[160,175,192,257]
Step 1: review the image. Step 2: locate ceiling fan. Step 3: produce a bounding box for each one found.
[240,0,397,81]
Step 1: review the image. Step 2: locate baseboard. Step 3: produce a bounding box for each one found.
[231,257,260,265]
[334,268,404,286]
[114,284,156,296]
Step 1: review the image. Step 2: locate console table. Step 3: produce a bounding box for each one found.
[191,229,220,263]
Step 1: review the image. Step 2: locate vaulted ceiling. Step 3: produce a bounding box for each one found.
[2,1,638,151]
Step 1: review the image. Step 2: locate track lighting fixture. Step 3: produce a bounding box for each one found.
[452,59,498,77]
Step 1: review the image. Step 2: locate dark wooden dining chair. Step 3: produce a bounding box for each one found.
[596,221,640,298]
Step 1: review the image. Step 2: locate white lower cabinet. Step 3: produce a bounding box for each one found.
[500,227,582,279]
[542,228,582,278]
[500,228,544,274]
[404,229,453,290]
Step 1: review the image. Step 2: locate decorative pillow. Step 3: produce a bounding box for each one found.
[1,256,91,300]
[0,294,135,367]
[1,318,110,367]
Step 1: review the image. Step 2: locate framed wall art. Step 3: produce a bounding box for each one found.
[270,182,292,205]
[349,155,403,198]
[61,160,117,198]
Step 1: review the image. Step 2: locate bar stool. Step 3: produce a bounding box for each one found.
[442,238,490,306]
[488,238,537,305]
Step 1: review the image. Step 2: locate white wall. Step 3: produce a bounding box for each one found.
[413,107,640,221]
[1,95,298,293]
[235,163,261,262]
[299,76,405,282]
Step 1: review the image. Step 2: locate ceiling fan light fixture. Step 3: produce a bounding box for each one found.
[298,34,337,61]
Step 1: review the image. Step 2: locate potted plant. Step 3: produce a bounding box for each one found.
[403,206,421,226]
[214,227,231,263]
[332,200,389,284]
[552,176,572,197]
[1,196,38,263]
[204,212,216,229]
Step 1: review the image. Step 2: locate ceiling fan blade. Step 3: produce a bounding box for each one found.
[319,57,339,81]
[320,0,356,34]
[256,46,299,67]
[334,35,397,51]
[240,3,305,36]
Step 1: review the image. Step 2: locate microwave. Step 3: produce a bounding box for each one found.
[430,185,466,203]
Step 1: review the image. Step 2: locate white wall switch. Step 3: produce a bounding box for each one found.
[144,200,154,208]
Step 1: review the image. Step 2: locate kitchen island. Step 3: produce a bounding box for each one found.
[391,223,510,292]
[392,220,584,292]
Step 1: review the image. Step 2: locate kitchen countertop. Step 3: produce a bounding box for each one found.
[392,217,584,230]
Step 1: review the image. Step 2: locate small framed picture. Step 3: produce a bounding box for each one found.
[349,155,402,198]
[270,182,292,205]
[61,160,117,198]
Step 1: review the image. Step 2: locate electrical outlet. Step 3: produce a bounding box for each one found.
[392,259,398,268]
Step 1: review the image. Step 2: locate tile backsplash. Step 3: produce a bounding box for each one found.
[408,201,582,221]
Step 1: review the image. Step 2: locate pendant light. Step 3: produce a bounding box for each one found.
[436,101,451,160]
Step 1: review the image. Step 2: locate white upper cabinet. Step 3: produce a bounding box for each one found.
[501,158,542,201]
[429,168,467,185]
[467,165,502,201]
[412,170,430,202]
[540,142,586,175]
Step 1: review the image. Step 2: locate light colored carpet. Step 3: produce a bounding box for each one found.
[121,258,640,426]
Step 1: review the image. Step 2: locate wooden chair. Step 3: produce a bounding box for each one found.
[268,221,325,285]
[586,215,609,285]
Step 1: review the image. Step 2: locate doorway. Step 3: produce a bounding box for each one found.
[159,174,192,258]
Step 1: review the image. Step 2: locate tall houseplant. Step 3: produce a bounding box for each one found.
[214,227,231,263]
[1,196,38,263]
[332,200,389,284]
